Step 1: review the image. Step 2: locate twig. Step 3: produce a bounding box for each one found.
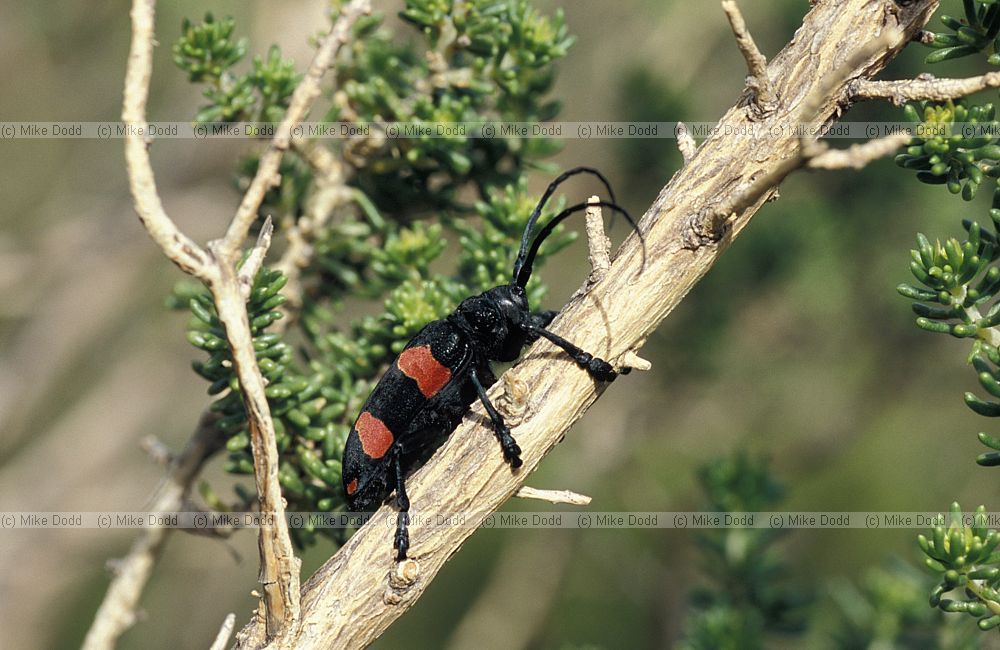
[514,486,592,506]
[850,71,1000,105]
[620,350,652,372]
[584,196,611,281]
[206,259,302,637]
[238,217,274,300]
[675,122,697,164]
[272,142,354,328]
[211,2,373,638]
[721,0,775,114]
[140,435,173,467]
[807,133,911,170]
[122,0,211,281]
[219,0,372,263]
[82,415,224,650]
[209,614,237,650]
[717,127,904,225]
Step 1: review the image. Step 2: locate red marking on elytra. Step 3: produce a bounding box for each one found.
[356,411,394,459]
[398,345,452,398]
[346,478,358,495]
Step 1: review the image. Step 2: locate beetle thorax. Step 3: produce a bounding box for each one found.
[451,284,531,361]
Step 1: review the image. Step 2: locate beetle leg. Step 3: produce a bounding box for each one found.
[524,324,619,382]
[470,368,523,468]
[393,453,410,560]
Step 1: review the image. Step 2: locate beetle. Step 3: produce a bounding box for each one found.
[342,167,641,560]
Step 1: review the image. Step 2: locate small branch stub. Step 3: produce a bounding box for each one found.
[585,196,611,282]
[620,350,652,372]
[384,559,421,606]
[675,122,698,164]
[239,216,275,300]
[721,0,776,116]
[515,486,592,506]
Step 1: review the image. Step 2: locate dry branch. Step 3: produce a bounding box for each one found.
[219,0,372,263]
[514,486,592,506]
[850,70,1000,104]
[721,0,775,113]
[122,0,210,281]
[81,415,223,650]
[273,142,354,328]
[207,252,302,638]
[807,133,912,170]
[210,614,237,650]
[234,1,940,648]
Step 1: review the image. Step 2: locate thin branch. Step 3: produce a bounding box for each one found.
[140,434,173,467]
[121,0,297,636]
[719,128,904,224]
[82,415,224,650]
[851,70,1000,105]
[211,5,375,628]
[209,614,237,650]
[272,142,354,329]
[807,133,911,170]
[515,486,592,506]
[122,0,211,281]
[218,0,372,263]
[244,2,940,647]
[201,4,376,636]
[721,0,775,112]
[675,122,698,164]
[205,256,302,638]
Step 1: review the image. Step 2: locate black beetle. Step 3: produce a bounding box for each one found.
[342,167,640,559]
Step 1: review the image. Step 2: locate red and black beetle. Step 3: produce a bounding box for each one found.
[342,167,640,560]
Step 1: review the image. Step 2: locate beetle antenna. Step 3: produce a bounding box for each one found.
[513,200,645,289]
[512,167,616,285]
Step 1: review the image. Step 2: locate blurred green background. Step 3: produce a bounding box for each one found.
[3,0,999,648]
